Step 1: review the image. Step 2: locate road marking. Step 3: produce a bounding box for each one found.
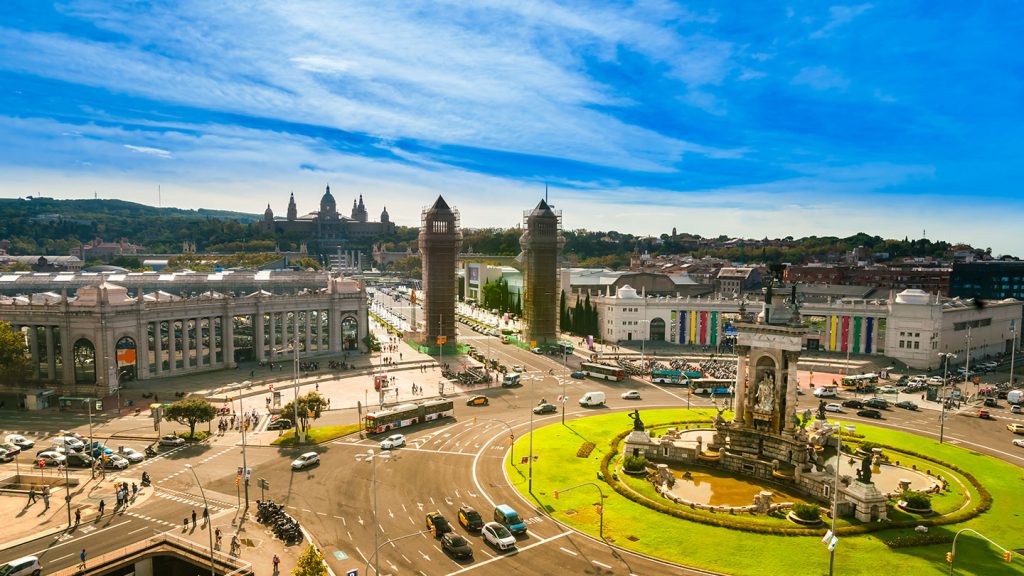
[341,517,347,526]
[402,504,408,512]
[348,531,352,540]
[445,531,569,575]
[358,516,364,526]
[559,546,577,556]
[430,496,435,505]
[402,554,411,563]
[388,560,399,573]
[419,551,431,561]
[389,509,394,519]
[28,520,132,556]
[592,560,612,569]
[128,526,149,535]
[317,512,327,516]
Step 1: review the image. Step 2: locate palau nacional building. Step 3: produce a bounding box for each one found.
[0,270,368,408]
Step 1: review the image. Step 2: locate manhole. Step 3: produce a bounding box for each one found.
[627,535,639,542]
[564,509,577,516]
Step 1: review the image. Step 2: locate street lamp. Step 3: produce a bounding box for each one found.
[554,482,606,540]
[360,449,390,576]
[59,429,72,529]
[827,421,855,576]
[938,353,956,444]
[273,341,303,444]
[226,382,251,517]
[185,464,215,576]
[1008,326,1018,391]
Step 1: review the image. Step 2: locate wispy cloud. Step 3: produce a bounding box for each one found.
[123,144,173,159]
[809,4,873,39]
[792,65,850,91]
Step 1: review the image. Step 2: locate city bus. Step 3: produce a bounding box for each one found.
[580,362,626,381]
[363,399,455,434]
[651,369,686,385]
[840,374,878,392]
[690,379,733,395]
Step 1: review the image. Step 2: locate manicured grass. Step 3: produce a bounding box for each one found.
[271,423,361,445]
[507,409,1024,576]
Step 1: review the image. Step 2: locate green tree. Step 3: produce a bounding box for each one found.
[292,544,328,576]
[281,392,327,438]
[163,398,217,439]
[0,321,29,384]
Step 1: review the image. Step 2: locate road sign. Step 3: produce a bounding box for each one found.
[437,336,447,345]
[269,384,274,392]
[346,569,358,576]
[237,466,243,476]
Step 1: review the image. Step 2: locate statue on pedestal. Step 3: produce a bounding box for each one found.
[856,454,873,484]
[628,409,645,432]
[755,372,775,412]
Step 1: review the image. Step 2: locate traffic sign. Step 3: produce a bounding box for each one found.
[269,384,274,392]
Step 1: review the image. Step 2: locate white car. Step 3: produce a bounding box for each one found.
[159,435,186,447]
[0,554,42,576]
[927,376,945,384]
[824,403,843,413]
[512,365,524,373]
[291,452,320,470]
[105,454,130,469]
[481,521,516,550]
[51,436,85,451]
[380,434,406,450]
[5,434,34,450]
[35,451,66,466]
[117,447,146,463]
[1013,439,1024,448]
[621,390,642,400]
[878,386,898,394]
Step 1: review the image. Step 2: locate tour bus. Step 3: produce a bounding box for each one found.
[689,379,732,395]
[363,399,455,434]
[651,369,686,385]
[580,362,626,382]
[840,374,878,392]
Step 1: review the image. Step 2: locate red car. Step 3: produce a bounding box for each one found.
[977,410,992,419]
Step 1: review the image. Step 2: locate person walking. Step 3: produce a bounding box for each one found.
[203,506,209,526]
[74,507,81,526]
[273,553,280,573]
[98,499,105,517]
[79,549,87,569]
[191,509,197,528]
[215,527,222,548]
[42,487,50,510]
[27,486,36,505]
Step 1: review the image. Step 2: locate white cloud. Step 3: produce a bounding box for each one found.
[810,4,874,39]
[123,144,173,159]
[792,65,850,91]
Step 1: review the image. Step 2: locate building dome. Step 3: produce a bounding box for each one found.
[894,288,931,305]
[263,203,274,223]
[381,206,390,223]
[616,285,640,299]
[320,185,337,217]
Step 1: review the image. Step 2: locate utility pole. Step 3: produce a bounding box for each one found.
[1010,326,1018,391]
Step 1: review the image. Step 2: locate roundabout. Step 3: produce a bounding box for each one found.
[502,408,1024,576]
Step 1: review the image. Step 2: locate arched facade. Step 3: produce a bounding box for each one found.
[649,317,666,341]
[73,338,96,384]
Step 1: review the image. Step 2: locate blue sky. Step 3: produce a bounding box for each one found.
[1,1,1023,254]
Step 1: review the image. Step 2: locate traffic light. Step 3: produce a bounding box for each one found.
[553,490,559,500]
[1005,551,1013,562]
[235,476,241,487]
[946,552,953,563]
[594,504,602,515]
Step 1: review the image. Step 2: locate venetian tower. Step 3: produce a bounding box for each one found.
[418,196,462,349]
[519,199,564,346]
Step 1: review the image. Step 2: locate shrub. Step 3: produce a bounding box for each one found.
[859,441,879,453]
[901,490,932,510]
[577,442,596,458]
[623,455,647,472]
[791,503,821,522]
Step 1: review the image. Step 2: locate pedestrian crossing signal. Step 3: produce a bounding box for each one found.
[553,490,559,500]
[946,552,953,563]
[1005,551,1013,562]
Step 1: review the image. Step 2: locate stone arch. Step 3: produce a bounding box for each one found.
[649,317,666,341]
[115,335,137,382]
[73,338,96,384]
[341,316,359,350]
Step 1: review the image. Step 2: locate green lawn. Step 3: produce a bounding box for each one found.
[271,423,361,445]
[506,409,1024,576]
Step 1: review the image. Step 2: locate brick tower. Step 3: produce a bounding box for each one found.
[519,199,564,346]
[418,196,462,349]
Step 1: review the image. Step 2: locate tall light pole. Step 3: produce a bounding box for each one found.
[361,450,390,576]
[965,326,973,397]
[528,379,535,494]
[1009,326,1017,390]
[59,429,72,528]
[827,422,854,576]
[554,482,606,540]
[228,382,251,517]
[84,399,95,479]
[185,464,215,576]
[938,352,956,444]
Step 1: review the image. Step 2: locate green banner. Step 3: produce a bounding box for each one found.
[852,317,862,354]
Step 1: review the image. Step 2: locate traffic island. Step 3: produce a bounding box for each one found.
[504,409,1023,576]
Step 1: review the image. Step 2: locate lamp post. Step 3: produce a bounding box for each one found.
[83,399,95,479]
[1009,326,1017,391]
[828,422,854,576]
[59,429,72,529]
[185,464,215,576]
[360,450,390,576]
[528,386,535,494]
[938,353,956,444]
[226,382,251,517]
[365,530,429,576]
[948,528,1014,575]
[554,482,606,540]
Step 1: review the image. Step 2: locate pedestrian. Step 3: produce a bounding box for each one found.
[273,553,280,573]
[42,487,50,509]
[79,549,87,569]
[132,482,138,498]
[203,506,210,526]
[184,517,189,530]
[27,486,36,505]
[192,509,197,528]
[215,527,222,548]
[98,499,105,517]
[74,507,81,526]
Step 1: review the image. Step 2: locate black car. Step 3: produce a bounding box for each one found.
[458,505,484,531]
[425,512,452,537]
[841,399,864,409]
[894,401,919,411]
[857,409,883,419]
[983,398,998,408]
[441,532,473,559]
[267,418,292,430]
[864,398,888,410]
[66,452,95,468]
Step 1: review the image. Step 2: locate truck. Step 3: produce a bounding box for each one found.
[1007,390,1023,405]
[578,391,606,407]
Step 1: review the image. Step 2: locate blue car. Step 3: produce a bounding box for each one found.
[570,371,585,379]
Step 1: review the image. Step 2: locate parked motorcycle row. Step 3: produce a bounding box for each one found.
[256,500,303,544]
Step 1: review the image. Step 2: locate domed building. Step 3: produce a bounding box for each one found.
[261,185,396,246]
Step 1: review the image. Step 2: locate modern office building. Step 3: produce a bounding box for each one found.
[950,261,1024,301]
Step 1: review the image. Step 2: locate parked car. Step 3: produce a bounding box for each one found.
[0,554,42,576]
[1,442,22,458]
[1012,405,1023,414]
[983,398,999,408]
[267,418,292,431]
[441,532,473,559]
[0,448,12,463]
[894,401,919,411]
[533,403,557,415]
[380,434,406,450]
[291,452,320,470]
[864,398,889,410]
[481,521,516,550]
[35,450,66,466]
[117,447,145,463]
[1006,423,1024,434]
[878,386,898,394]
[570,371,585,379]
[65,452,94,468]
[857,409,883,419]
[458,505,483,531]
[1013,438,1024,448]
[159,435,185,447]
[621,390,642,400]
[466,395,490,407]
[425,512,452,537]
[842,399,864,409]
[4,434,34,450]
[824,403,843,413]
[103,454,130,470]
[52,436,85,452]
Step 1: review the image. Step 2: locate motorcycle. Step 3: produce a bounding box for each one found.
[141,471,151,486]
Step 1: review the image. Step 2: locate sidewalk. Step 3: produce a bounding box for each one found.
[0,467,152,551]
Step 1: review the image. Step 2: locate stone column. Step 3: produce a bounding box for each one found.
[137,319,150,381]
[784,350,801,432]
[168,320,178,372]
[255,311,265,362]
[304,310,312,353]
[268,312,277,358]
[154,322,163,375]
[196,317,205,368]
[29,326,40,380]
[328,304,342,352]
[46,326,56,380]
[60,322,74,385]
[224,314,235,368]
[733,345,750,423]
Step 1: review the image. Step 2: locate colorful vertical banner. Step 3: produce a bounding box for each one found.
[679,311,687,344]
[865,317,874,354]
[841,316,850,352]
[690,311,698,344]
[711,311,719,346]
[671,310,678,343]
[829,316,838,351]
[699,311,708,345]
[852,317,862,354]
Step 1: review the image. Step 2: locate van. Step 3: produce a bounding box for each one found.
[0,555,42,576]
[813,387,837,398]
[501,373,521,387]
[493,504,527,534]
[579,391,606,407]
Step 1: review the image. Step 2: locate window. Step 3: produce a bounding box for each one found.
[914,341,920,349]
[899,341,905,348]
